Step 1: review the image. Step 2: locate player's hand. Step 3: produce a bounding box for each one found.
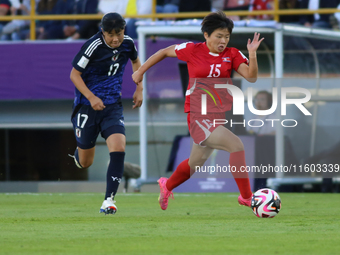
[132,84,143,109]
[247,32,264,53]
[132,70,143,85]
[89,95,106,111]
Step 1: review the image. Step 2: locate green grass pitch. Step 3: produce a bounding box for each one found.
[0,192,339,255]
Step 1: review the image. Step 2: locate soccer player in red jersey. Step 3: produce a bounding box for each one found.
[132,11,264,210]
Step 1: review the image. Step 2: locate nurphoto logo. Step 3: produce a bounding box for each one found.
[192,78,312,129]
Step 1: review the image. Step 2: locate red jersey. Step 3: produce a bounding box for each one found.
[175,42,248,113]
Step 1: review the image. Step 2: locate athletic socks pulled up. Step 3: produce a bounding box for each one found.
[166,158,191,191]
[164,151,252,200]
[229,150,252,199]
[105,151,125,199]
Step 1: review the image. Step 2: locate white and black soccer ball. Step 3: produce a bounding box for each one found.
[251,188,281,218]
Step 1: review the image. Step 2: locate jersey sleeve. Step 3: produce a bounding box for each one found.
[174,42,195,62]
[129,40,138,61]
[72,38,102,72]
[231,47,249,71]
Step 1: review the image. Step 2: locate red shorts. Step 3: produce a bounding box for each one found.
[187,112,226,145]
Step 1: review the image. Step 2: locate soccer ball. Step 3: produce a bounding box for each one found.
[251,188,281,218]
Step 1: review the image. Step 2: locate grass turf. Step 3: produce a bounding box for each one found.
[0,192,339,255]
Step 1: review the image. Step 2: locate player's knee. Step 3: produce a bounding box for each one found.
[189,159,205,170]
[80,159,94,168]
[112,146,125,152]
[230,137,244,153]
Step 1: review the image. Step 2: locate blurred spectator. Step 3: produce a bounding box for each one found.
[333,2,340,29]
[223,0,250,21]
[156,0,179,13]
[279,0,300,23]
[124,0,152,39]
[37,0,99,40]
[36,0,68,39]
[249,0,274,20]
[224,0,250,10]
[246,90,276,136]
[0,0,11,34]
[299,0,339,29]
[63,0,99,40]
[179,0,211,13]
[98,0,151,39]
[1,0,30,41]
[211,0,225,11]
[98,0,128,15]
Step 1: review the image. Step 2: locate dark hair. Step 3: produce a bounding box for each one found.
[255,90,273,108]
[101,12,126,33]
[201,11,234,36]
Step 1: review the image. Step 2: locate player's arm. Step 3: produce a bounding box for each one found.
[236,32,264,83]
[70,68,105,111]
[132,45,177,84]
[130,57,143,109]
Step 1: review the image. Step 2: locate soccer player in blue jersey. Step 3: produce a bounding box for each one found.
[69,12,143,214]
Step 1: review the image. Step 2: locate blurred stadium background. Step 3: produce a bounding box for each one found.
[0,0,340,193]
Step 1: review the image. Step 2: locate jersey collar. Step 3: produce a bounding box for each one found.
[101,33,120,49]
[203,42,220,57]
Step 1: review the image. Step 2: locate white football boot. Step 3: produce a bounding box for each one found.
[99,197,117,215]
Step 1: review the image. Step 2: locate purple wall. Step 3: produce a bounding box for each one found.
[0,39,188,101]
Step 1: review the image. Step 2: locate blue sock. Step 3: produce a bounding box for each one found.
[105,151,125,199]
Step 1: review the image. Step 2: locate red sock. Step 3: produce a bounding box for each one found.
[229,151,252,199]
[166,158,191,191]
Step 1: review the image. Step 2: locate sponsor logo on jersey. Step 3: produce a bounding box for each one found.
[119,119,125,125]
[112,53,120,62]
[76,128,81,138]
[222,57,231,62]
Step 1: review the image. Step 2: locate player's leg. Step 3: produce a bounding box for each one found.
[159,145,214,210]
[204,126,253,206]
[70,105,99,169]
[105,133,126,199]
[99,103,126,214]
[99,133,125,214]
[158,112,216,210]
[165,144,214,191]
[166,111,213,190]
[72,147,95,168]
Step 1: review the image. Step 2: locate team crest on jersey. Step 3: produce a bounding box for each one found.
[75,128,81,138]
[222,57,231,62]
[112,53,120,62]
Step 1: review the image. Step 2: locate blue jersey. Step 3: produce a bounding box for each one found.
[72,32,138,107]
